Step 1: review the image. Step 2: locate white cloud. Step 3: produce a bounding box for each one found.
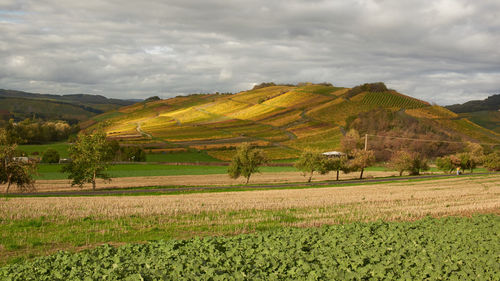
[0,0,498,104]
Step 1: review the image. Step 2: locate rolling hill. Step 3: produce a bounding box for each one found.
[446,94,500,133]
[91,83,500,161]
[0,89,138,123]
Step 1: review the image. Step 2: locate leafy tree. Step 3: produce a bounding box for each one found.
[120,146,146,162]
[62,130,111,190]
[389,151,429,176]
[436,156,456,174]
[0,130,36,193]
[41,148,60,163]
[436,145,484,174]
[228,143,266,184]
[341,129,363,155]
[323,156,348,181]
[144,96,161,102]
[483,151,500,171]
[460,142,484,173]
[389,151,412,176]
[106,139,121,161]
[295,150,329,182]
[348,149,375,179]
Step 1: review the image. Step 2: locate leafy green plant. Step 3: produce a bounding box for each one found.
[1,215,498,280]
[41,148,60,164]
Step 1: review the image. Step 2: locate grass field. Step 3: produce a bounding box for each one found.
[144,151,222,162]
[35,163,298,180]
[17,142,70,158]
[0,174,498,266]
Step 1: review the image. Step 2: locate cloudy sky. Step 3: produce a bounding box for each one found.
[1,0,499,105]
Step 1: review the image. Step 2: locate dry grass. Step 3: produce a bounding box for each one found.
[2,175,498,223]
[0,170,449,192]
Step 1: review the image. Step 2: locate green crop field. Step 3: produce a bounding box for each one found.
[17,142,70,158]
[1,215,498,280]
[145,151,222,162]
[35,163,298,180]
[362,91,427,109]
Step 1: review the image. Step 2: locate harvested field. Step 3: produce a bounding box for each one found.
[2,174,499,221]
[1,174,498,265]
[12,170,402,192]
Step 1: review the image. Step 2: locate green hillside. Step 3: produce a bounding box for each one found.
[0,89,137,123]
[91,83,500,161]
[445,94,500,133]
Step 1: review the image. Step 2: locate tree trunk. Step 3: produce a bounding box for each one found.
[5,181,11,194]
[92,171,96,191]
[359,168,364,179]
[336,169,339,181]
[245,175,250,184]
[399,170,403,176]
[308,172,313,183]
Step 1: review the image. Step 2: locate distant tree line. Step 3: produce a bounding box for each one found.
[3,119,79,144]
[344,82,388,99]
[252,82,334,91]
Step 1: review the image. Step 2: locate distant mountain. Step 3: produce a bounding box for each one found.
[90,82,500,161]
[0,89,138,123]
[446,94,500,133]
[446,94,500,113]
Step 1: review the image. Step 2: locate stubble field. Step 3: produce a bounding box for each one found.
[1,174,498,266]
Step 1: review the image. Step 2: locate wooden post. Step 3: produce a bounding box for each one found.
[364,134,368,151]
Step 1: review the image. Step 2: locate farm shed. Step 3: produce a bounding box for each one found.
[322,151,346,157]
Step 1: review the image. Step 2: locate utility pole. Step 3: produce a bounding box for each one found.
[364,134,368,151]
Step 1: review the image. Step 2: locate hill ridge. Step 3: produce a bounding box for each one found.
[90,82,500,161]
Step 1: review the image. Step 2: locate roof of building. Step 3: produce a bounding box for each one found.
[322,151,346,156]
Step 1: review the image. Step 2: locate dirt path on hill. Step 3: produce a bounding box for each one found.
[136,122,152,138]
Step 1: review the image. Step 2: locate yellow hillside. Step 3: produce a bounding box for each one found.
[93,83,500,160]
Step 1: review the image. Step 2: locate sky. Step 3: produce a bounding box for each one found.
[0,0,499,105]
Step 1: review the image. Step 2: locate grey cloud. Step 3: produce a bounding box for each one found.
[0,0,498,105]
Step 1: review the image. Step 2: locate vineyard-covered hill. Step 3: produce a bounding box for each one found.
[90,83,500,161]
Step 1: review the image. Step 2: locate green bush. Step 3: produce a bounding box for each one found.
[120,146,146,162]
[41,148,60,163]
[483,151,500,171]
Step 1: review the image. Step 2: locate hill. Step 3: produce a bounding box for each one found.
[445,94,500,133]
[0,89,138,124]
[91,83,500,161]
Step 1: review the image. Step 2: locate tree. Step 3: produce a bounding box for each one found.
[295,150,329,182]
[121,146,146,162]
[62,130,111,190]
[341,129,363,155]
[42,148,60,163]
[389,151,412,176]
[460,142,484,173]
[228,143,266,184]
[348,149,375,179]
[483,151,500,171]
[436,155,458,174]
[389,151,429,176]
[0,130,36,193]
[323,156,348,181]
